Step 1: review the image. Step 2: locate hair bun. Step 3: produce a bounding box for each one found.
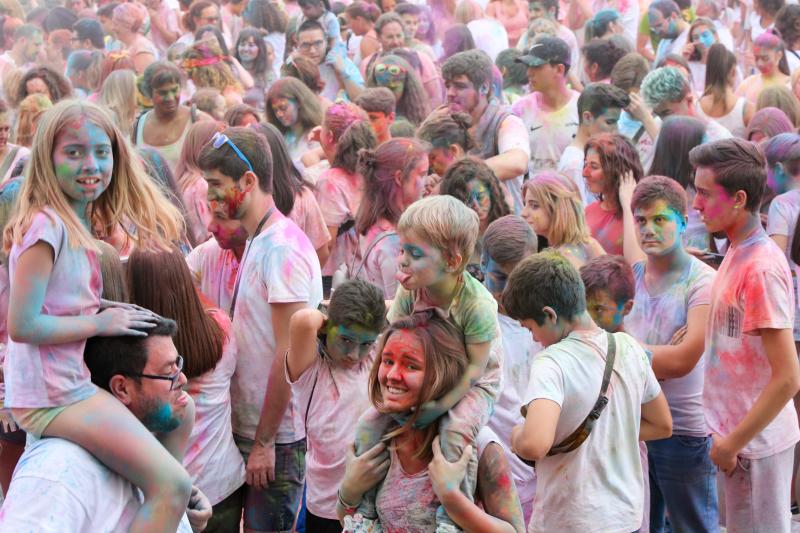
[358,148,379,173]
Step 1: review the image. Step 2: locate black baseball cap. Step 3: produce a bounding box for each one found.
[516,37,571,68]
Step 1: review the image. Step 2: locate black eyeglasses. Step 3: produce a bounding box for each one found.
[127,355,184,390]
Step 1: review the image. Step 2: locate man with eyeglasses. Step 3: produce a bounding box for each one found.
[640,66,732,142]
[295,19,364,102]
[0,317,212,533]
[649,0,690,66]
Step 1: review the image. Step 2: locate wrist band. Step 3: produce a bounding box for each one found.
[337,489,360,512]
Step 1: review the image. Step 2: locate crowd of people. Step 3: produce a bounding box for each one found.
[0,0,797,531]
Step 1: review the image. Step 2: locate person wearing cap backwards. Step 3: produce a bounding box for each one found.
[440,49,530,214]
[511,36,580,177]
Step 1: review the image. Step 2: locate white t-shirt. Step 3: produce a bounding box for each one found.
[0,438,192,533]
[557,144,594,204]
[486,313,541,506]
[319,58,364,102]
[704,229,800,458]
[467,19,509,63]
[497,113,532,214]
[184,309,245,505]
[231,215,323,443]
[288,351,373,519]
[511,91,580,177]
[524,328,661,533]
[767,186,800,340]
[654,27,689,66]
[625,258,715,436]
[186,238,239,314]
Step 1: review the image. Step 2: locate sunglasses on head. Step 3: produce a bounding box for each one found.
[211,132,254,173]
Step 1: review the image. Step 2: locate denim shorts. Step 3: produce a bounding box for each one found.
[235,435,306,533]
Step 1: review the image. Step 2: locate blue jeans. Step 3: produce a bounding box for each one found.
[647,435,719,533]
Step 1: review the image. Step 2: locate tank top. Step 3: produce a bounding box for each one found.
[134,109,193,174]
[696,97,746,139]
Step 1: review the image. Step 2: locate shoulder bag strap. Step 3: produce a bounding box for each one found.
[351,230,396,279]
[546,332,617,455]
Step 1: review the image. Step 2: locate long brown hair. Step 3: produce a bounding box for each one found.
[126,245,225,379]
[584,133,643,217]
[368,311,467,460]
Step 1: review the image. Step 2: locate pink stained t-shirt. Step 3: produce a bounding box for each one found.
[315,167,363,276]
[186,238,239,315]
[184,308,245,505]
[180,175,211,247]
[287,351,373,519]
[289,186,331,254]
[355,221,401,300]
[704,228,800,459]
[5,209,102,408]
[585,201,624,257]
[486,0,529,46]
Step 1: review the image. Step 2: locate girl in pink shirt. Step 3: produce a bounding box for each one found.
[4,100,190,533]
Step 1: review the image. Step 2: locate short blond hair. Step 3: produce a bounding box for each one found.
[397,196,479,271]
[523,171,591,246]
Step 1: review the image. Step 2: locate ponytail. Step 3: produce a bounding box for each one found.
[333,121,378,174]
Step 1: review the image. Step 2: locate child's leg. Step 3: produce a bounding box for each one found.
[353,407,394,520]
[722,446,793,533]
[42,389,193,533]
[435,387,494,530]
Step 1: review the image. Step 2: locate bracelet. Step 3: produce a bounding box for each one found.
[337,488,361,512]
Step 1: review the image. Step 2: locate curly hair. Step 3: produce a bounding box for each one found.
[440,157,510,227]
[584,133,644,217]
[367,54,430,125]
[266,77,324,133]
[182,0,215,33]
[15,66,72,106]
[582,38,628,81]
[641,66,690,109]
[442,49,493,94]
[182,40,241,94]
[14,93,52,147]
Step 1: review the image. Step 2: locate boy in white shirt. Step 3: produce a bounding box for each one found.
[507,251,672,533]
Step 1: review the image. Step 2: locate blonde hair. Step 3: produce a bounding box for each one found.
[397,195,479,270]
[4,100,185,253]
[100,69,138,137]
[14,93,52,147]
[524,171,592,246]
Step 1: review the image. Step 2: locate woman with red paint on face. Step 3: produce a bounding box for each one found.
[736,31,791,104]
[337,311,526,533]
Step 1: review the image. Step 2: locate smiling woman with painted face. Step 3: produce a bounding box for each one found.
[682,18,721,94]
[265,77,324,165]
[234,28,277,112]
[337,311,525,533]
[366,54,431,126]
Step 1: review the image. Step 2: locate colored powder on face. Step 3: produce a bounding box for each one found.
[140,400,181,433]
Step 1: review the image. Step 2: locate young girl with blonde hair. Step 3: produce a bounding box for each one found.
[3,100,190,533]
[523,170,606,269]
[100,69,139,138]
